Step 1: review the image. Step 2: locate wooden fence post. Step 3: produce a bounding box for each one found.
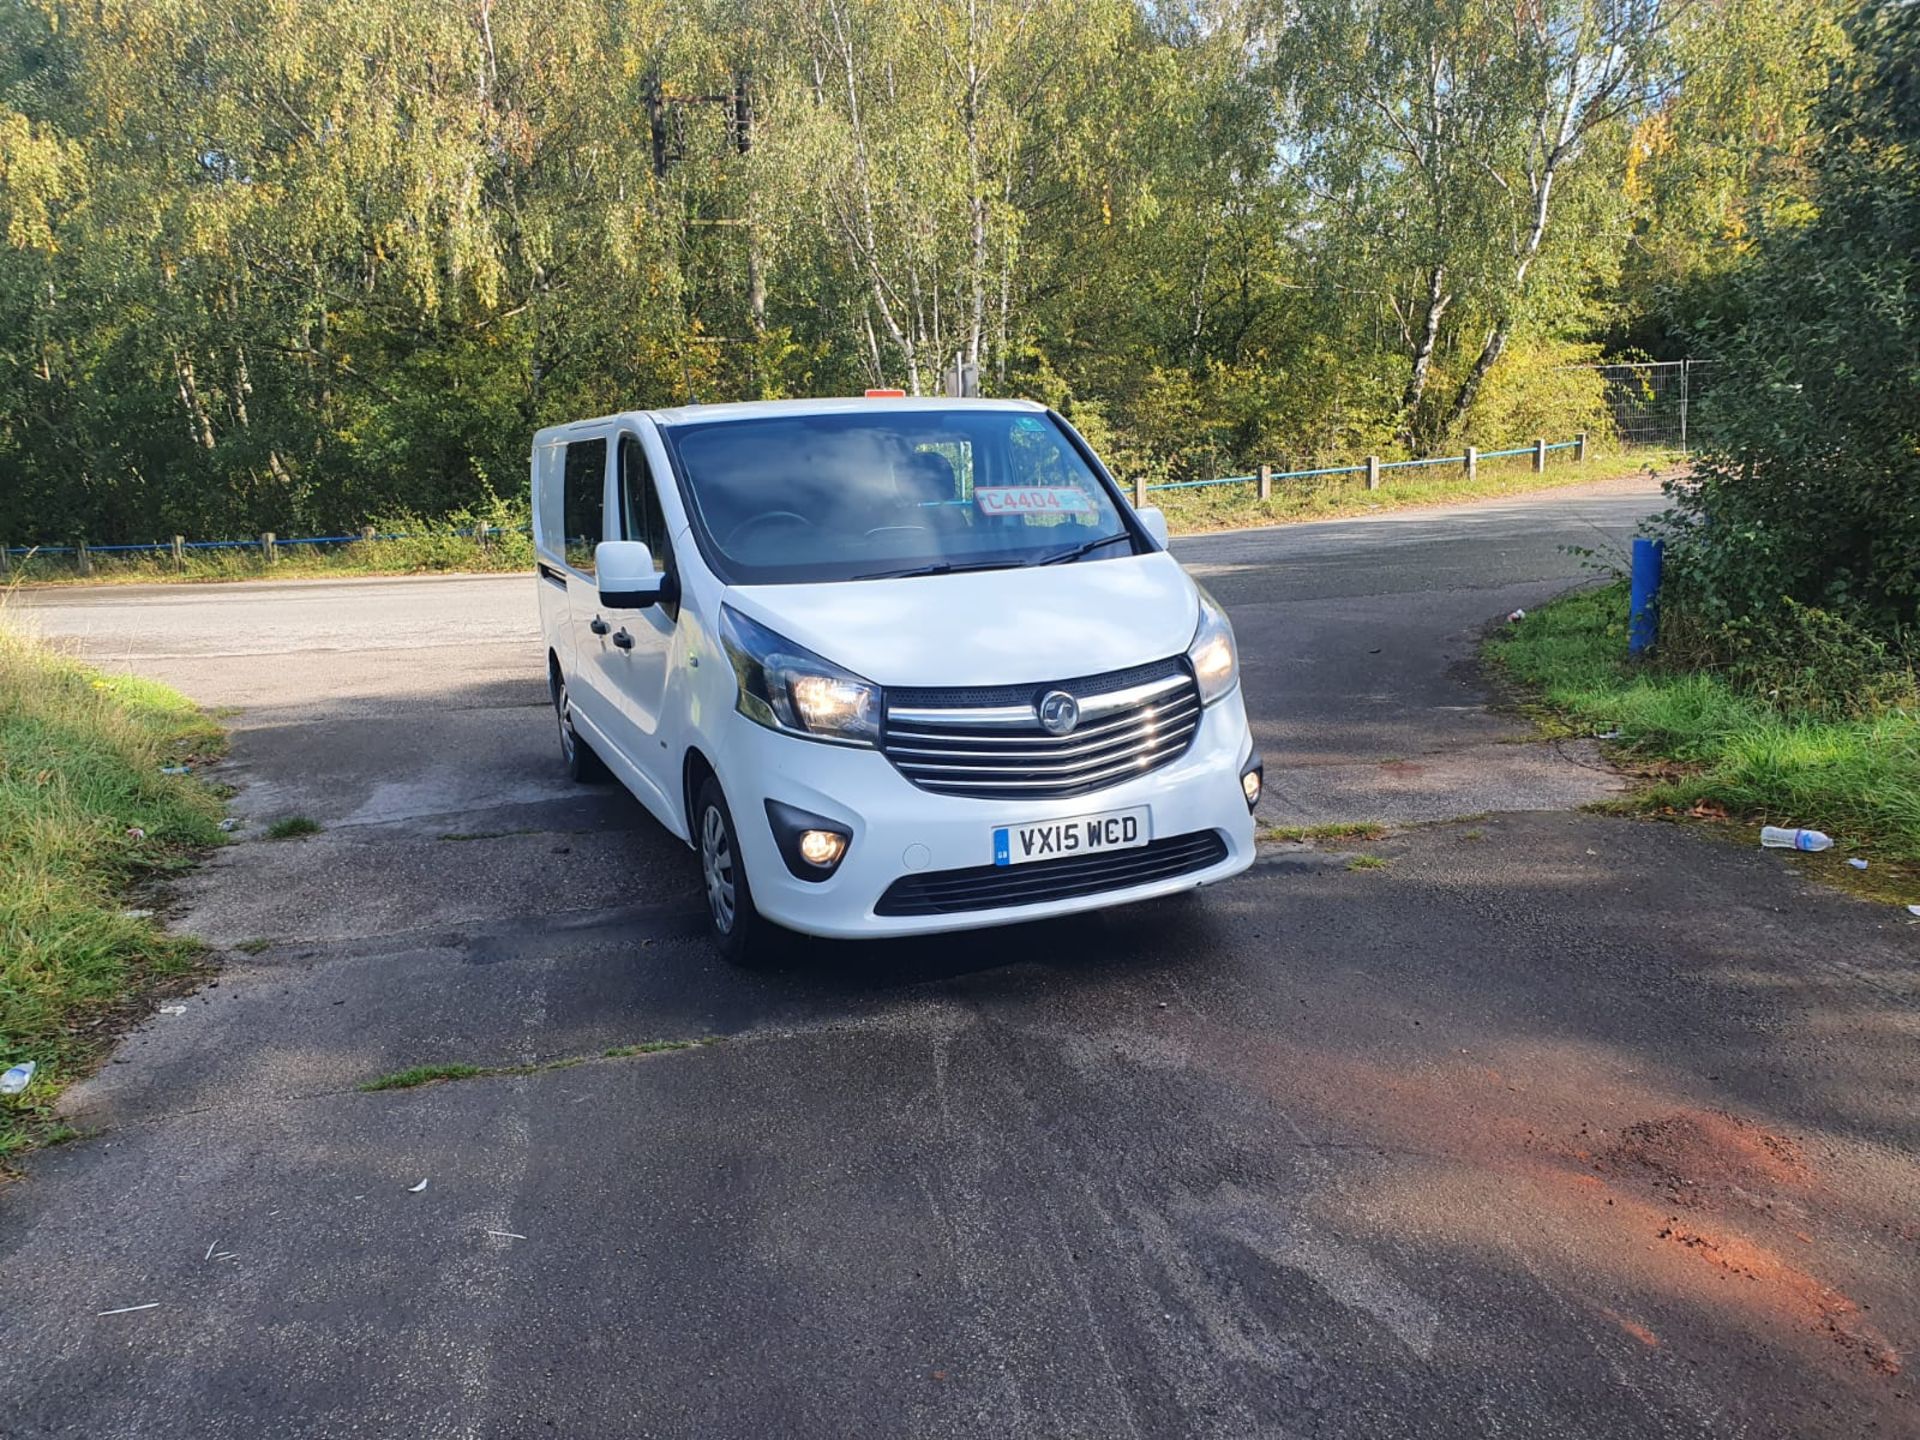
[1464,446,1478,482]
[76,541,92,577]
[1532,438,1547,473]
[1257,463,1272,502]
[261,531,277,564]
[1365,456,1380,491]
[0,544,9,578]
[1575,431,1588,464]
[172,535,185,571]
[360,526,376,546]
[1133,475,1146,508]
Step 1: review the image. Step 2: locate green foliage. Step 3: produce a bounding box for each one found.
[1656,0,1920,678]
[1492,584,1920,864]
[0,623,226,1156]
[0,0,1827,544]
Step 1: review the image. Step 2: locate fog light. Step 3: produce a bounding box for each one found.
[1239,753,1264,811]
[798,829,847,868]
[764,800,853,881]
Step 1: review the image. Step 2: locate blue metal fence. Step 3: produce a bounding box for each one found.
[1,525,528,563]
[1140,438,1580,494]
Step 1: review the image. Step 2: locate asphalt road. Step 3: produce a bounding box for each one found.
[5,477,1918,1438]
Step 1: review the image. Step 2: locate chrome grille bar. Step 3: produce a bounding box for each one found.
[880,658,1202,801]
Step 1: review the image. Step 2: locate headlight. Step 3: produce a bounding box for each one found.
[720,605,881,747]
[1187,588,1240,704]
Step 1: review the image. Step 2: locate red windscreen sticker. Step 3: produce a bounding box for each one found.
[973,487,1094,516]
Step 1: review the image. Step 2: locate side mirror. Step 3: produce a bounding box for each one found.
[1136,506,1170,549]
[596,540,663,609]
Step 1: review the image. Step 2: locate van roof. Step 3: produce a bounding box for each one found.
[533,395,1046,445]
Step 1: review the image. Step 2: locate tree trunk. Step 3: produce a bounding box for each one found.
[1396,265,1449,447]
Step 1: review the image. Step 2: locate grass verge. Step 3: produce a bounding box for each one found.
[1,623,227,1161]
[1489,583,1920,869]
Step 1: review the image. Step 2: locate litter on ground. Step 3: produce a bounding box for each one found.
[408,1178,429,1193]
[96,1303,159,1317]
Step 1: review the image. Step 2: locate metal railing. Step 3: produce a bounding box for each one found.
[1133,434,1588,502]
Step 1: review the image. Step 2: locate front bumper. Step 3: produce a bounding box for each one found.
[713,686,1258,938]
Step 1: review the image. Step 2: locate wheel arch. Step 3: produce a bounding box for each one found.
[681,747,717,850]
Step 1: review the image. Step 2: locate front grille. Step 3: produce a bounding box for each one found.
[875,830,1229,917]
[881,656,1202,800]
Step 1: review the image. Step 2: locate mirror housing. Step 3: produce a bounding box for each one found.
[596,540,665,609]
[1136,506,1170,549]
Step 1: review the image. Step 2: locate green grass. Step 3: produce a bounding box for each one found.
[358,1037,714,1092]
[1490,583,1920,865]
[0,622,227,1159]
[1346,854,1392,871]
[264,816,320,840]
[1150,448,1670,535]
[358,1062,488,1091]
[1266,821,1392,843]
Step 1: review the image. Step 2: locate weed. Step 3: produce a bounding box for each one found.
[1267,821,1391,843]
[1462,828,1487,842]
[264,816,320,840]
[1347,854,1392,871]
[359,1063,487,1092]
[359,1037,716,1093]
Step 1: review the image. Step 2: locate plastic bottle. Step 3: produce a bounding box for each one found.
[1,1060,36,1095]
[1761,826,1833,852]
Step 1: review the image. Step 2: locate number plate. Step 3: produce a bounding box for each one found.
[993,807,1150,867]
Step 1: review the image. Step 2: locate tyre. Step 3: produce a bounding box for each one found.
[554,672,609,783]
[695,776,778,964]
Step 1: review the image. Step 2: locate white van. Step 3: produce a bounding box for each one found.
[532,397,1260,960]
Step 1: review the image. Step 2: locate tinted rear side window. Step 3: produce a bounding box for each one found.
[562,438,608,574]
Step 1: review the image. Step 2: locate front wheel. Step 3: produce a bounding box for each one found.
[695,777,778,965]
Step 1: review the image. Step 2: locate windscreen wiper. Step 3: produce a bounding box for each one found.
[1034,533,1133,566]
[854,558,1025,581]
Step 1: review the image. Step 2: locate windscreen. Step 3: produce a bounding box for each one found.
[659,409,1137,584]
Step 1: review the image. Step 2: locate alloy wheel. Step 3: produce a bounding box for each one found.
[701,804,736,934]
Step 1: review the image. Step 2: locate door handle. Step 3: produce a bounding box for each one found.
[612,628,634,651]
[589,617,611,636]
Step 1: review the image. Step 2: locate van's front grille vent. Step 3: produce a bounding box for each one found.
[875,830,1229,916]
[880,657,1201,801]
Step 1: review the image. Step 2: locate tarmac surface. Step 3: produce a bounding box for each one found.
[5,475,1917,1438]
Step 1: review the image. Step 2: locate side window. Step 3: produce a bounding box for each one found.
[562,437,608,574]
[618,434,671,563]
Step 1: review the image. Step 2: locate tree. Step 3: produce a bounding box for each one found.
[1659,0,1920,664]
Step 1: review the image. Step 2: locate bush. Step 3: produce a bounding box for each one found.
[1656,2,1920,681]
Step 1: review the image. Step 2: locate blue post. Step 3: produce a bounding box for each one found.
[1629,537,1664,655]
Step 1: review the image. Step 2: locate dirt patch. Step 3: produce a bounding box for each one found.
[1596,1111,1810,1210]
[1657,1223,1902,1375]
